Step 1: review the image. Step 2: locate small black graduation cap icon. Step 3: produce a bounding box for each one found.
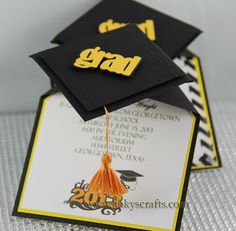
[116,170,143,182]
[51,0,201,58]
[31,24,195,121]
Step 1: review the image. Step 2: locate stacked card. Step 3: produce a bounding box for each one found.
[13,1,220,230]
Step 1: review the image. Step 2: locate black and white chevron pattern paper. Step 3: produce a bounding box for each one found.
[174,54,221,170]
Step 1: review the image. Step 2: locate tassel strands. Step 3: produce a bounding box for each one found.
[88,106,128,195]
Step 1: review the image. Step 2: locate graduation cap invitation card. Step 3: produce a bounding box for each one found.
[13,92,199,231]
[12,21,202,230]
[51,0,201,59]
[9,0,223,227]
[174,51,221,169]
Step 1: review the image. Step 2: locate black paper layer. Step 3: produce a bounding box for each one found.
[52,0,201,58]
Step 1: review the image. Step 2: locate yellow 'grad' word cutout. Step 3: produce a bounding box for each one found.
[74,47,142,77]
[98,19,156,41]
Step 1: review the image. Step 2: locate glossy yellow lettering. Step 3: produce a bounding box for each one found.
[74,47,105,69]
[138,19,156,41]
[74,47,142,77]
[98,19,156,41]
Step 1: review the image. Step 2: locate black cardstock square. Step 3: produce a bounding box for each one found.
[31,25,193,121]
[51,0,201,58]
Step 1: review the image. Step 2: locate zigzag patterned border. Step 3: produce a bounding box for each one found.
[175,53,221,170]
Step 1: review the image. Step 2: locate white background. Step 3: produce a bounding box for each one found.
[0,0,236,112]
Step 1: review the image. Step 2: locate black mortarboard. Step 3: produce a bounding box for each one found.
[51,0,201,58]
[31,25,194,121]
[116,170,144,182]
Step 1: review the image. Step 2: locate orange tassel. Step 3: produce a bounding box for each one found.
[88,107,128,195]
